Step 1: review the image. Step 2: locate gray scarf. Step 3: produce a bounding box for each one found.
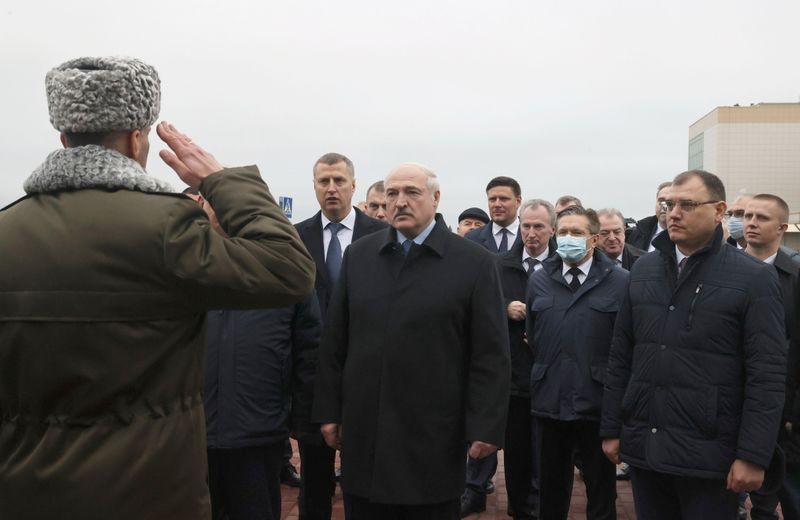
[24,145,173,195]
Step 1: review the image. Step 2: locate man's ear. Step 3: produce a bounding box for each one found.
[127,129,142,160]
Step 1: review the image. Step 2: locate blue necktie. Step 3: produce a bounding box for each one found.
[498,228,509,253]
[326,222,344,283]
[402,239,413,256]
[525,258,539,277]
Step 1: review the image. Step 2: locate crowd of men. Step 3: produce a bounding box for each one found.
[1,56,799,520]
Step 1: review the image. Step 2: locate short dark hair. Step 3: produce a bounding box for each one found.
[556,195,582,208]
[366,180,385,197]
[556,205,600,235]
[313,152,354,177]
[63,131,121,148]
[752,193,790,222]
[672,170,726,202]
[486,176,521,197]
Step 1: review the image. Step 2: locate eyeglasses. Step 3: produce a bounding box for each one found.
[659,200,719,213]
[724,209,745,219]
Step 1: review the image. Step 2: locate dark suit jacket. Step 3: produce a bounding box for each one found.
[626,215,659,251]
[465,220,521,253]
[295,207,387,320]
[499,238,558,397]
[311,217,511,504]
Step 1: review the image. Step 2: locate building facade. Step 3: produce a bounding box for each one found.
[689,102,800,249]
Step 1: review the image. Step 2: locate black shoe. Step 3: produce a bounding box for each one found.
[460,491,486,518]
[484,479,495,495]
[280,464,301,488]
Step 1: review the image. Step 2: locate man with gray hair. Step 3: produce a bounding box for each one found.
[312,163,510,519]
[0,56,315,520]
[499,198,558,519]
[365,180,387,221]
[596,208,645,271]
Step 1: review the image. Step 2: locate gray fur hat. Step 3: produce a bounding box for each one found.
[46,56,161,133]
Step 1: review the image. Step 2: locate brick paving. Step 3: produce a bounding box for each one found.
[278,440,780,519]
[279,441,638,519]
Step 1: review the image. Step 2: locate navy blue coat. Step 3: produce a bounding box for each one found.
[465,221,521,253]
[601,226,786,478]
[526,250,629,421]
[205,295,321,449]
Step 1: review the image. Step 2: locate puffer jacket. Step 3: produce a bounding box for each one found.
[601,225,786,479]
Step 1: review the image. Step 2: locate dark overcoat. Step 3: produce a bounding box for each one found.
[311,218,511,504]
[601,226,786,479]
[626,214,659,251]
[499,238,557,397]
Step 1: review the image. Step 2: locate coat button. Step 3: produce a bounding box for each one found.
[660,345,666,350]
[651,428,658,433]
[668,305,675,311]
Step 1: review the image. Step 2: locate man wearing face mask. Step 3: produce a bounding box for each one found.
[726,193,752,249]
[526,206,629,520]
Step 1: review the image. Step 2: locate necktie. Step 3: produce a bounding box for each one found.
[567,266,582,292]
[498,228,509,253]
[326,222,343,283]
[677,257,688,276]
[402,239,413,256]
[524,258,539,276]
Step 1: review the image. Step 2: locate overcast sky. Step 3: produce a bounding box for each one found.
[2,0,799,225]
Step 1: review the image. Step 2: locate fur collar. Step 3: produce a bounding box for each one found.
[24,145,173,195]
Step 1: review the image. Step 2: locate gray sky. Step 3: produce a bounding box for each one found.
[2,0,799,225]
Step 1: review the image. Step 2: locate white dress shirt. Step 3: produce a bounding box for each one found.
[562,256,593,285]
[321,208,356,261]
[493,220,520,249]
[522,247,550,272]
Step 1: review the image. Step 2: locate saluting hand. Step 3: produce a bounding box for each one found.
[157,121,224,188]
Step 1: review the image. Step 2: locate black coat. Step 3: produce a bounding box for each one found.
[772,250,800,463]
[620,244,645,271]
[204,295,321,448]
[295,207,388,320]
[626,215,659,251]
[311,218,511,504]
[601,226,786,478]
[526,250,629,421]
[499,239,557,397]
[465,220,521,253]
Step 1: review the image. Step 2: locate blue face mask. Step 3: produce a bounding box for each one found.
[556,235,588,264]
[728,216,744,240]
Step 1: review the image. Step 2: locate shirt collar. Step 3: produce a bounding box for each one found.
[675,244,689,266]
[561,255,593,277]
[397,217,437,245]
[321,207,356,230]
[763,252,778,265]
[493,220,519,236]
[523,246,550,262]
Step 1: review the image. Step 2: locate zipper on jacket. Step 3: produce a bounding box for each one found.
[686,283,703,330]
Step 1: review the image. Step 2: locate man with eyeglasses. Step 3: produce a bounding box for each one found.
[596,208,645,271]
[601,170,786,519]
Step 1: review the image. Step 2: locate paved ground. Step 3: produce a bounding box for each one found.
[278,441,774,519]
[279,441,638,519]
